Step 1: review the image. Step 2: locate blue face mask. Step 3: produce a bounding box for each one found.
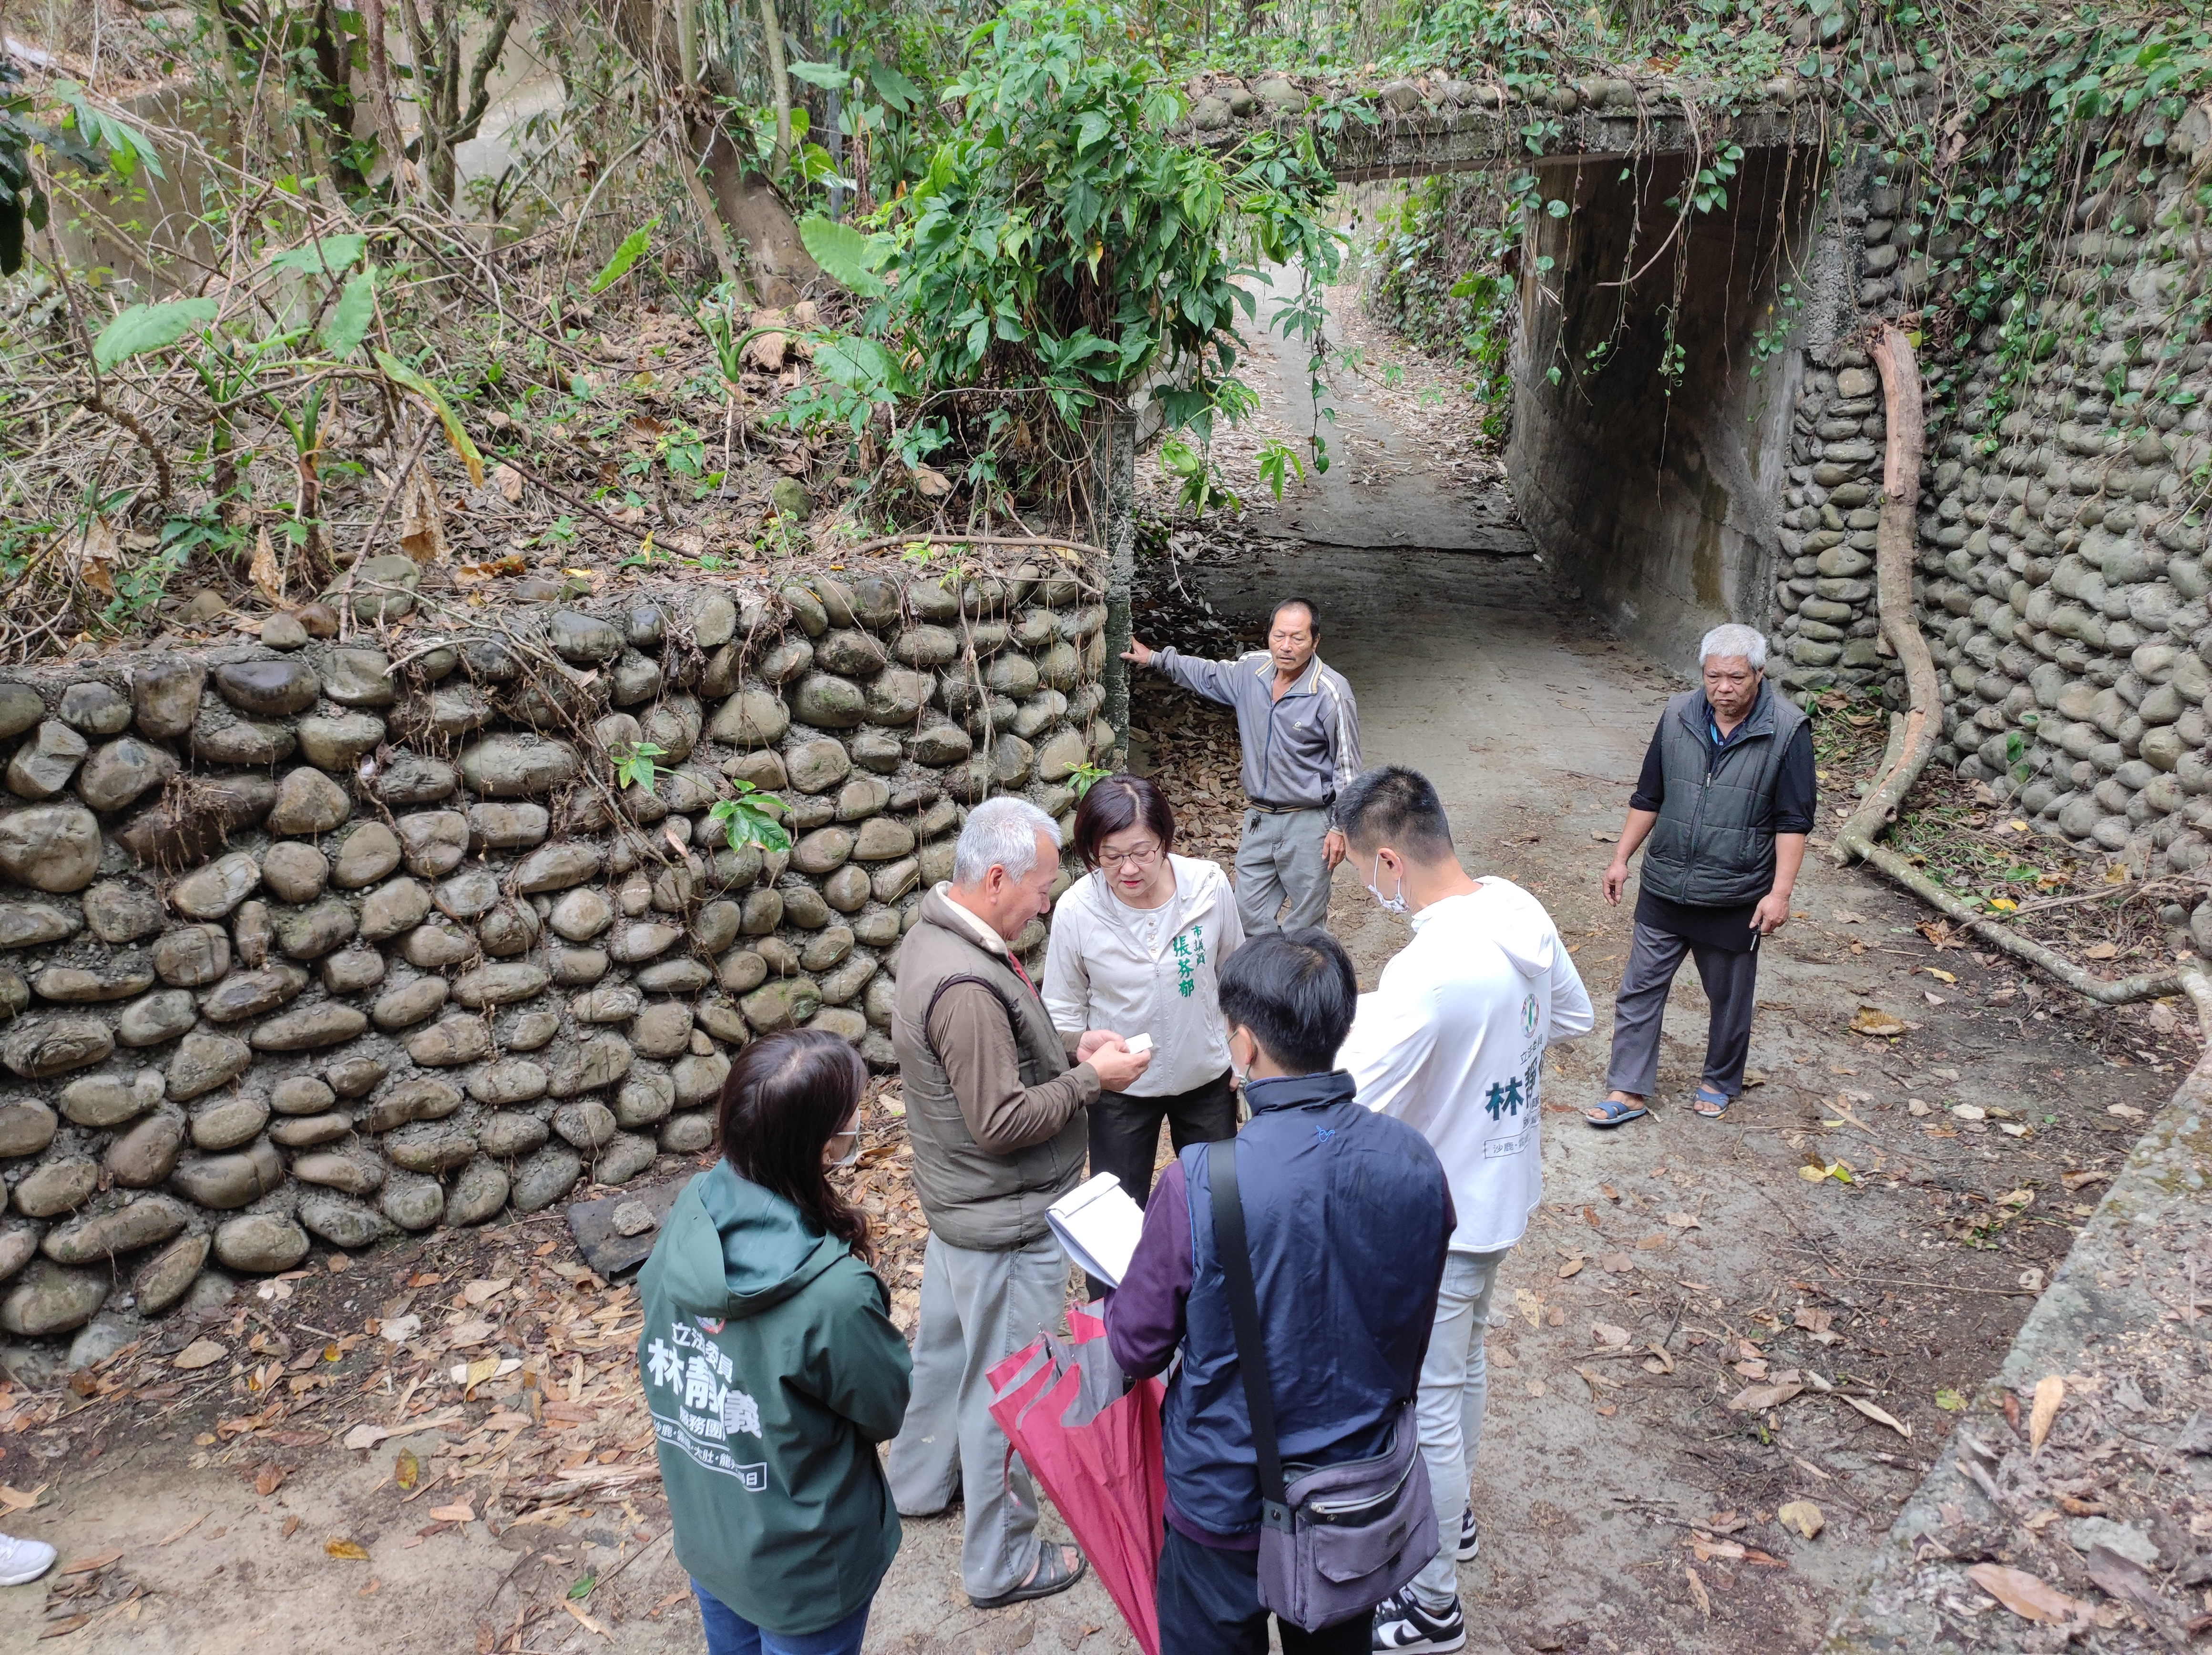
[1365,851,1408,915]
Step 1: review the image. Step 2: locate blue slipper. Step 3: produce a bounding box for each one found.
[1692,1085,1733,1119]
[1585,1096,1649,1129]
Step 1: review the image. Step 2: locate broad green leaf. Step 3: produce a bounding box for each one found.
[797,216,885,296]
[372,348,485,487]
[92,297,218,370]
[866,62,922,112]
[587,222,655,295]
[267,233,367,275]
[1075,110,1112,153]
[320,268,377,359]
[788,60,850,90]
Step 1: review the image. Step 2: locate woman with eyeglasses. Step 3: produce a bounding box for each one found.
[1043,775,1245,1228]
[636,1029,912,1655]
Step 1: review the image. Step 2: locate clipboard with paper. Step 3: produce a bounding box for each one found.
[1047,1172,1147,1289]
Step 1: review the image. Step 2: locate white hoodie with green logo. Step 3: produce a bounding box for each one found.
[1339,877,1595,1253]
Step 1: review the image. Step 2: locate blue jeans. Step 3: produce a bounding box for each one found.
[692,1582,871,1655]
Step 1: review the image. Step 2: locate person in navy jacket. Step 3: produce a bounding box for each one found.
[1102,930,1454,1655]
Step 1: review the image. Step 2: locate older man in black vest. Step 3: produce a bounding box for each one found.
[1587,624,1816,1129]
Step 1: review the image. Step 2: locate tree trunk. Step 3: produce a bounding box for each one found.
[599,0,816,301]
[358,0,413,197]
[758,0,792,181]
[1090,404,1137,760]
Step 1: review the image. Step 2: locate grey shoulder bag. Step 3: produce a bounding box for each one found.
[1208,1137,1438,1632]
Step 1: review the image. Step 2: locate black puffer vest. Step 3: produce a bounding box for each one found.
[1637,684,1806,909]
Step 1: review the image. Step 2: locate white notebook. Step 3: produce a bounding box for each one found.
[1047,1172,1147,1289]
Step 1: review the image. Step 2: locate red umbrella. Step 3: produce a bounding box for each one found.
[988,1305,1166,1655]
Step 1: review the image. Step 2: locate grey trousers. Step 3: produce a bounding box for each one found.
[887,1232,1069,1601]
[1409,1247,1506,1611]
[1604,919,1761,1098]
[1235,806,1331,935]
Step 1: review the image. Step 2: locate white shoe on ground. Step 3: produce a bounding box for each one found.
[0,1534,56,1587]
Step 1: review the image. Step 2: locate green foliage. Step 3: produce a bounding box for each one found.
[710,781,793,853]
[588,222,657,295]
[1068,762,1112,797]
[777,0,1340,511]
[322,271,379,360]
[797,215,889,297]
[266,234,367,275]
[93,300,222,372]
[1159,435,1240,515]
[614,741,666,791]
[1256,438,1307,500]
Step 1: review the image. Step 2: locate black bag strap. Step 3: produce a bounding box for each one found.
[1209,1138,1290,1530]
[920,972,1028,1067]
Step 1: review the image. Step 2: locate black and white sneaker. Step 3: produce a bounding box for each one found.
[1372,1589,1467,1653]
[1458,1506,1481,1561]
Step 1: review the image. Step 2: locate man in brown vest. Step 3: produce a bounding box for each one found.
[888,796,1153,1608]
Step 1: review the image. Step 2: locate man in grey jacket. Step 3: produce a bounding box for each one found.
[1587,624,1815,1130]
[1123,597,1361,936]
[888,797,1151,1610]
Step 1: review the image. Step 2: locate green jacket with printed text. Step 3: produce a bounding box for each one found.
[636,1162,912,1635]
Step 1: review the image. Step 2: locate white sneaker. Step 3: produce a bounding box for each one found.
[0,1534,55,1586]
[1457,1507,1481,1561]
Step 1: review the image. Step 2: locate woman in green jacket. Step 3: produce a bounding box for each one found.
[638,1029,913,1655]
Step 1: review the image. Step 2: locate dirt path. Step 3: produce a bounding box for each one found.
[3,301,2191,1655]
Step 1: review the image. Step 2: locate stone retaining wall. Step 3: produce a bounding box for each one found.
[1771,129,2212,898]
[0,562,1112,1359]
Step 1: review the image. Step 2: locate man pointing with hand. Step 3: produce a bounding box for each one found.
[1124,597,1361,936]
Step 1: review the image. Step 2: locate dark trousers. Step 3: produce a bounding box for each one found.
[1086,1069,1236,1298]
[1604,919,1761,1098]
[1087,1069,1237,1213]
[1157,1524,1369,1655]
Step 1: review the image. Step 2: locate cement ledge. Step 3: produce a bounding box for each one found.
[1820,1061,2212,1652]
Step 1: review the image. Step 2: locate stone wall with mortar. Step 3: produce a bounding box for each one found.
[1771,119,2212,900]
[0,561,1112,1359]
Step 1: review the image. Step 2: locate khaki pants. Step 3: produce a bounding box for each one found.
[1234,806,1331,935]
[887,1233,1068,1601]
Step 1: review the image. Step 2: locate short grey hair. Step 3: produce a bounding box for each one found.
[952,796,1060,887]
[1699,623,1768,672]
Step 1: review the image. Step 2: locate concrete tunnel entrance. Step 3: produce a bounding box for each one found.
[1506,145,1826,670]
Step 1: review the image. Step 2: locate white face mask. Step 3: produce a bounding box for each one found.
[1228,1028,1254,1086]
[1365,851,1408,915]
[826,1114,862,1168]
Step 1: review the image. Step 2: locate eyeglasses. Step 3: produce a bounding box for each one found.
[1096,843,1164,869]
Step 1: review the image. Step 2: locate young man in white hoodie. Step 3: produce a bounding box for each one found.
[1333,766,1594,1655]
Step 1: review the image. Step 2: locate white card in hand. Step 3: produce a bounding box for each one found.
[1124,1032,1154,1055]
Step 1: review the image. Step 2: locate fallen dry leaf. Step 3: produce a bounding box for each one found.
[1729,1380,1805,1411]
[428,1502,476,1524]
[1684,1564,1712,1616]
[492,463,524,505]
[398,463,447,565]
[1966,1563,2092,1625]
[342,1423,393,1452]
[1841,1395,1913,1439]
[463,1278,512,1306]
[1634,1234,1670,1250]
[0,1486,45,1513]
[2083,940,2118,961]
[173,1338,228,1372]
[563,1599,615,1641]
[1600,1252,1636,1273]
[249,525,286,604]
[1515,1288,1542,1328]
[1794,1307,1834,1335]
[1849,1006,1905,1038]
[1778,1500,1824,1539]
[446,1320,497,1347]
[325,1538,371,1561]
[1663,1212,1701,1229]
[1557,1257,1585,1279]
[395,1449,420,1492]
[2029,1374,2064,1451]
[255,1462,285,1497]
[1590,1322,1631,1349]
[58,1548,123,1575]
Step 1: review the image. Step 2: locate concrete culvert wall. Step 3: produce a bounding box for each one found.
[0,564,1112,1362]
[1507,146,1822,668]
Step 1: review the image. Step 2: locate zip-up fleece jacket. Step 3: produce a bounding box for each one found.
[637,1163,911,1636]
[891,885,1097,1250]
[1150,648,1361,810]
